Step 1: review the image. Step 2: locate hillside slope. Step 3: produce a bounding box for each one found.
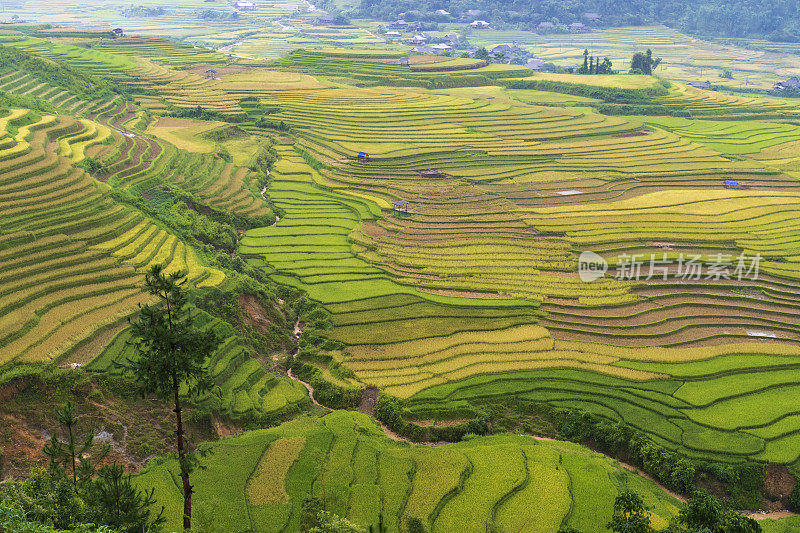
[136,410,681,532]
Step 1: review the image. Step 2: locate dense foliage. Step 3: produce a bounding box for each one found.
[789,482,800,513]
[375,393,490,442]
[289,360,361,409]
[352,0,800,41]
[608,490,761,533]
[0,467,162,533]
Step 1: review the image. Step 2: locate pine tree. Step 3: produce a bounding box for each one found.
[89,463,165,532]
[127,264,220,530]
[43,402,108,493]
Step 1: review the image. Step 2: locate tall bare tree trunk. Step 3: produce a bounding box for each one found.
[173,372,192,531]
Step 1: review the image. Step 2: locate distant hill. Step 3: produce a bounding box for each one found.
[349,0,800,42]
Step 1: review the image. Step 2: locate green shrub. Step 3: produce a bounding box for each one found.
[597,103,691,117]
[374,394,488,443]
[406,517,426,533]
[788,482,800,513]
[163,104,247,123]
[290,361,361,409]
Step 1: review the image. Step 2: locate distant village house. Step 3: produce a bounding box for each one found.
[688,80,711,89]
[233,1,256,10]
[491,44,521,54]
[430,43,453,52]
[773,78,800,91]
[470,20,490,29]
[525,59,545,71]
[407,34,429,45]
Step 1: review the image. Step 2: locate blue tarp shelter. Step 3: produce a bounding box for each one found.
[357,152,369,159]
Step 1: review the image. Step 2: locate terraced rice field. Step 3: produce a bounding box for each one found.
[136,410,680,532]
[223,56,800,464]
[0,67,270,218]
[464,25,800,91]
[0,41,283,372]
[3,0,308,44]
[4,28,800,472]
[5,34,794,465]
[0,107,224,368]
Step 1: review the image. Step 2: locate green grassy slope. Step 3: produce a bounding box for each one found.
[136,410,681,532]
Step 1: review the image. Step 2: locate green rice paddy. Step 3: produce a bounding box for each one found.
[136,410,681,532]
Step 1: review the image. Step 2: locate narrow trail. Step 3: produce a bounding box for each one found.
[746,510,797,521]
[287,368,323,408]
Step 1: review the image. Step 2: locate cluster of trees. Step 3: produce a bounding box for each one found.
[117,185,243,253]
[375,393,490,442]
[791,482,800,512]
[121,5,166,17]
[0,89,55,113]
[607,489,760,533]
[771,85,800,98]
[558,409,765,502]
[166,202,239,252]
[630,49,662,74]
[0,402,163,532]
[196,9,241,21]
[578,49,613,74]
[290,359,361,408]
[349,0,800,41]
[164,104,248,124]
